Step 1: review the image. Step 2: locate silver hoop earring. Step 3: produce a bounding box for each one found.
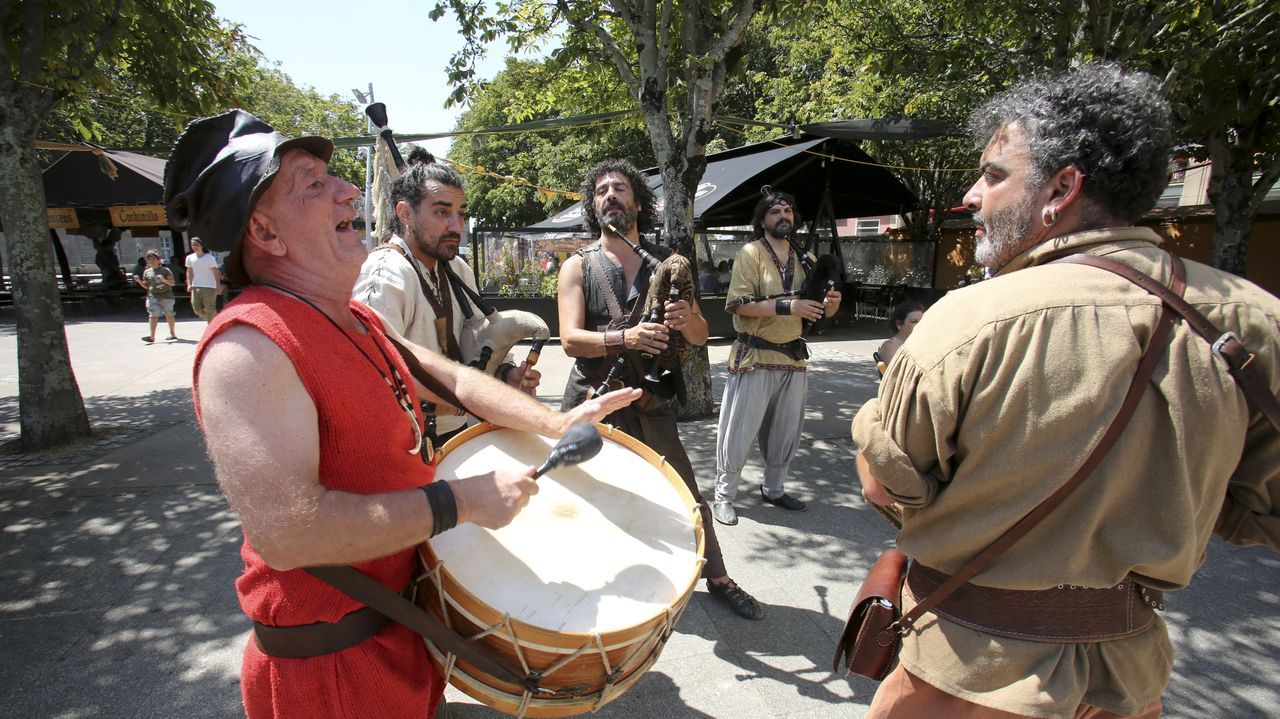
[1041,206,1058,227]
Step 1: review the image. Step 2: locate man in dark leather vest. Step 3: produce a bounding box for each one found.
[556,158,765,621]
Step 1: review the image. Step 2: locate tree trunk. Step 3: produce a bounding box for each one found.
[658,159,714,420]
[1206,134,1255,276]
[0,106,92,450]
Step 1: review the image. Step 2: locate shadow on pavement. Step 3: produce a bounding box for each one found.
[1161,539,1280,718]
[0,389,246,717]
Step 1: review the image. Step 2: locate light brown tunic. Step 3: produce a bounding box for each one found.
[727,240,808,372]
[851,227,1280,718]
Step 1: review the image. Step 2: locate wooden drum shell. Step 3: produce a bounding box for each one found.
[416,422,706,718]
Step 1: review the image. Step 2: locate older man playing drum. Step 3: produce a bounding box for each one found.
[164,110,639,718]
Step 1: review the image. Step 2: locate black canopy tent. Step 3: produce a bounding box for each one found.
[39,147,177,290]
[43,148,165,206]
[530,133,919,231]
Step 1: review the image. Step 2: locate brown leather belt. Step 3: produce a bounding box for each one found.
[906,562,1163,643]
[253,606,392,659]
[253,583,421,659]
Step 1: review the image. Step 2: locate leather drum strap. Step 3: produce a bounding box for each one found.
[305,566,538,693]
[893,255,1186,636]
[253,607,390,658]
[381,332,485,422]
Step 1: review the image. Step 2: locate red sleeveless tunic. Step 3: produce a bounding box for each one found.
[193,286,442,718]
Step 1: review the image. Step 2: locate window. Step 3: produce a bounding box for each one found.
[855,219,881,237]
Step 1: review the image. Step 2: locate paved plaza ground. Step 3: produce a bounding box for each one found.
[0,311,1276,718]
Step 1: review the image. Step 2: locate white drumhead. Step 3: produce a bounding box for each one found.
[429,427,699,634]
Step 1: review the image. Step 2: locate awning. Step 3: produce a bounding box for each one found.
[43,148,166,207]
[530,134,918,230]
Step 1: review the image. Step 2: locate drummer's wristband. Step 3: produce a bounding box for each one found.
[775,299,792,315]
[422,481,458,538]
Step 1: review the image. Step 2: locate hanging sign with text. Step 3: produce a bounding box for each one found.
[47,207,79,228]
[109,205,168,227]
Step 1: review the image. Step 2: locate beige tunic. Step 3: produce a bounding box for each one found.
[727,240,808,372]
[851,227,1280,718]
[353,236,489,435]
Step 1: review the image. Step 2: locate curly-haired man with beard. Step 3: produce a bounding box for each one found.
[557,158,765,620]
[852,64,1280,718]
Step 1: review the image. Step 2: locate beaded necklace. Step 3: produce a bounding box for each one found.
[262,284,425,459]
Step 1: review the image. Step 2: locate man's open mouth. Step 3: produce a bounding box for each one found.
[336,219,353,231]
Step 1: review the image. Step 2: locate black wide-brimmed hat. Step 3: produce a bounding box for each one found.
[163,109,333,285]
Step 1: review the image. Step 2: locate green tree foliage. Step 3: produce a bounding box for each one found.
[737,7,983,243]
[431,0,811,251]
[449,57,655,227]
[764,0,1278,274]
[433,0,809,418]
[235,63,365,188]
[1161,1,1278,274]
[1,0,254,450]
[38,39,365,188]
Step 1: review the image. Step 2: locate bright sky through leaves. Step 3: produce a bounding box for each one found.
[212,0,512,157]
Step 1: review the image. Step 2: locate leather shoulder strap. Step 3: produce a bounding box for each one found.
[583,246,627,326]
[381,331,486,421]
[305,566,536,691]
[895,256,1186,634]
[1057,254,1280,432]
[441,262,494,319]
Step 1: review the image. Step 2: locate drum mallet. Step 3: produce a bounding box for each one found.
[532,423,603,480]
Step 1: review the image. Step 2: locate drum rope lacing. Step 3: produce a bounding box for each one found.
[419,424,708,717]
[421,556,700,718]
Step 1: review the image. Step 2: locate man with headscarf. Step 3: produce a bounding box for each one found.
[852,63,1280,718]
[165,110,639,718]
[710,190,841,526]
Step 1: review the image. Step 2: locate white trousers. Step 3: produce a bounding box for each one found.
[713,367,807,503]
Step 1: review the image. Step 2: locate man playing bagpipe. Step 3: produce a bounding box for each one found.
[711,189,841,526]
[354,147,542,449]
[556,158,765,620]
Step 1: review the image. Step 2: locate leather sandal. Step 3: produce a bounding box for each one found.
[707,579,764,620]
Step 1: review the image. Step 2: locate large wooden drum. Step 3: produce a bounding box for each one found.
[417,423,705,718]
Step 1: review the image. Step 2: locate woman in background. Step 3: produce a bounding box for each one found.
[876,301,924,367]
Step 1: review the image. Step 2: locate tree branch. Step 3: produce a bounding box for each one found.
[708,0,760,63]
[657,0,673,92]
[1250,153,1280,210]
[18,0,45,84]
[607,0,639,26]
[559,0,641,96]
[66,0,126,79]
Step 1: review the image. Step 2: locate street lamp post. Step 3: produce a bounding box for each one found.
[351,83,375,249]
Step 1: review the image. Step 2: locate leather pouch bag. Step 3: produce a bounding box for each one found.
[832,547,908,680]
